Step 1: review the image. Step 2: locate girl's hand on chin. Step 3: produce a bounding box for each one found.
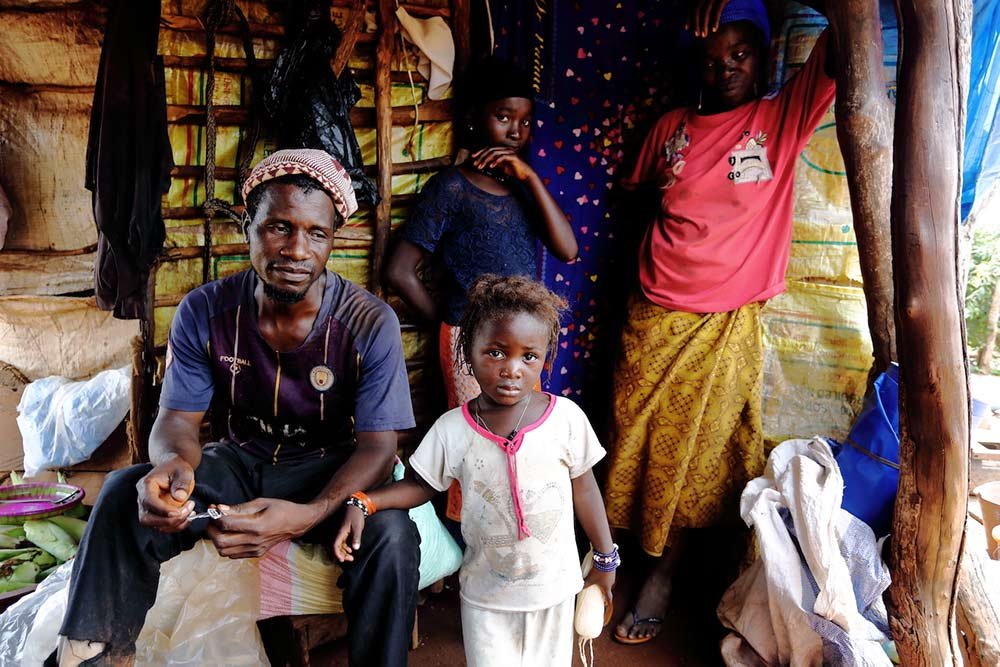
[472,147,536,182]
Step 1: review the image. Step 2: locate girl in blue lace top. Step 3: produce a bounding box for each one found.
[385,57,577,520]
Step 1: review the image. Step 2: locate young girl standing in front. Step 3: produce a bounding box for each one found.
[334,275,617,667]
[384,54,577,467]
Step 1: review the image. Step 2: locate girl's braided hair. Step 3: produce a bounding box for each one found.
[456,274,567,370]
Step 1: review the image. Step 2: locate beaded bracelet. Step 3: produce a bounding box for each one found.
[591,543,621,572]
[346,492,376,517]
[345,496,369,517]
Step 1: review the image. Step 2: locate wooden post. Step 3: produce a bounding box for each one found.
[826,0,897,379]
[372,0,396,297]
[887,0,971,664]
[956,516,1000,666]
[451,0,471,75]
[332,0,366,79]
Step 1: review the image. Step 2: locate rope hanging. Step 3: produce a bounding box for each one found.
[201,0,261,284]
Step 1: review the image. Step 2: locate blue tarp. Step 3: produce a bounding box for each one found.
[964,0,1000,220]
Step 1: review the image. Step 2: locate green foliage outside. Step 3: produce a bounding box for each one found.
[967,217,1000,374]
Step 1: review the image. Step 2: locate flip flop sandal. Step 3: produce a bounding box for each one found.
[612,607,663,645]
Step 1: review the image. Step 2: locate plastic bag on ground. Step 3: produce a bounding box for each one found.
[0,561,73,667]
[22,565,72,666]
[16,366,130,476]
[136,539,268,666]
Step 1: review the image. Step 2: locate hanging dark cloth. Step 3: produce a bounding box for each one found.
[262,1,378,205]
[87,0,173,319]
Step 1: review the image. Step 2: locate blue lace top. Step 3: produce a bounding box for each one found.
[399,167,539,325]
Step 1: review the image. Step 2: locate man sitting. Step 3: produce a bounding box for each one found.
[57,149,420,666]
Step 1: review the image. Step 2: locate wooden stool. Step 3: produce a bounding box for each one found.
[258,610,420,667]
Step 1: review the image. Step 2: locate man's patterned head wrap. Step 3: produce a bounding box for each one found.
[242,149,359,221]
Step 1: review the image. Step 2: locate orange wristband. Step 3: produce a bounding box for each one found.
[350,491,376,516]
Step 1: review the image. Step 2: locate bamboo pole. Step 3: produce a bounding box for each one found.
[372,0,396,297]
[825,0,897,379]
[887,0,971,663]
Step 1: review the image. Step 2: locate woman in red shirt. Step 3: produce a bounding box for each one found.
[606,0,837,644]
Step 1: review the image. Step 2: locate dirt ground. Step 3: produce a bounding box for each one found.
[313,530,741,666]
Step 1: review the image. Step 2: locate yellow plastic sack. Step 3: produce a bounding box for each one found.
[771,11,862,286]
[761,280,873,447]
[788,117,862,285]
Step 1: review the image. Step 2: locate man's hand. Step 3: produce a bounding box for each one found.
[206,498,316,559]
[332,505,367,563]
[136,455,196,533]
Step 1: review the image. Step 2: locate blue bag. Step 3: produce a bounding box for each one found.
[833,363,900,537]
[392,461,463,589]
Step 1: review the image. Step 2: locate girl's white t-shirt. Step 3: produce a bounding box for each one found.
[409,394,606,612]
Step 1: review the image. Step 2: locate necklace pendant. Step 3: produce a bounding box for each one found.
[475,394,532,442]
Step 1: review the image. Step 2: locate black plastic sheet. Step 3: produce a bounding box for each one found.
[263,3,378,206]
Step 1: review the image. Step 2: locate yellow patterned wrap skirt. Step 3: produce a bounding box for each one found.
[604,295,765,557]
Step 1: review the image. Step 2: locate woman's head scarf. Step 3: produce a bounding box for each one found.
[716,0,771,46]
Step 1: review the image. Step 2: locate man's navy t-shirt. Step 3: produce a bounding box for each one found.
[160,270,415,462]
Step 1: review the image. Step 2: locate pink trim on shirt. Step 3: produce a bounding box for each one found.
[461,393,556,540]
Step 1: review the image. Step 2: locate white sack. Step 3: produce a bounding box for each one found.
[17,366,131,476]
[718,437,891,667]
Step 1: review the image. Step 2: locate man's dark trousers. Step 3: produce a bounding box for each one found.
[59,443,420,666]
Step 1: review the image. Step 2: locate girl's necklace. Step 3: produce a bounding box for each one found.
[475,394,532,441]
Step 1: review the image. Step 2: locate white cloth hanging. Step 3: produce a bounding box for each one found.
[395,6,455,100]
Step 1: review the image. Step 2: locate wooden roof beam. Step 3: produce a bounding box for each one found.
[169,156,451,184]
[165,100,452,126]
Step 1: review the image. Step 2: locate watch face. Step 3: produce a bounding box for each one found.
[310,365,336,392]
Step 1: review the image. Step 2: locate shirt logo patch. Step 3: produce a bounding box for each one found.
[310,365,336,392]
[219,355,251,375]
[659,121,690,191]
[728,131,773,184]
